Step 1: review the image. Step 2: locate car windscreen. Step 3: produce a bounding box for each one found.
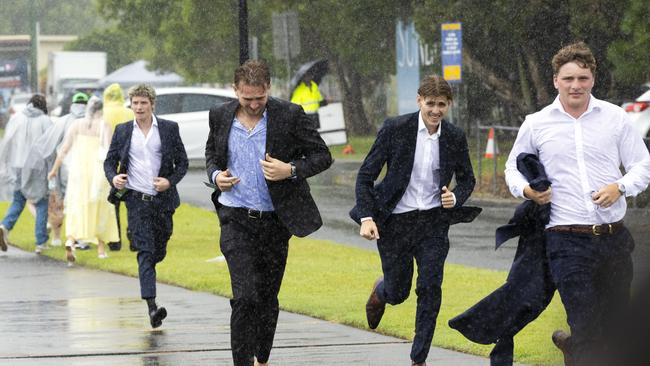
[180,94,232,113]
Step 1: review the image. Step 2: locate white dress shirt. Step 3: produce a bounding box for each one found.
[125,116,162,195]
[505,95,650,227]
[393,112,443,213]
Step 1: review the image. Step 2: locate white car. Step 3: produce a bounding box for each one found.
[154,86,348,160]
[626,86,650,139]
[155,87,236,160]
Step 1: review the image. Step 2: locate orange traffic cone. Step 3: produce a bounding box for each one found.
[484,128,498,158]
[342,144,355,155]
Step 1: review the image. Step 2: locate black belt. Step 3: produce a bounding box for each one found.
[131,190,156,202]
[546,221,624,236]
[231,207,276,219]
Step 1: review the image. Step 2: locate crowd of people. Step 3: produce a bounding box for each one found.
[1,41,649,366]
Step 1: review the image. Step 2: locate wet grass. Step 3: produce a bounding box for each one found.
[2,201,566,366]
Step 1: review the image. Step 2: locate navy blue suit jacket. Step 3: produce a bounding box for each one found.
[449,153,555,345]
[350,112,480,226]
[205,97,332,237]
[104,117,188,211]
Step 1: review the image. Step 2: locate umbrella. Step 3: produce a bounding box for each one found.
[289,59,329,95]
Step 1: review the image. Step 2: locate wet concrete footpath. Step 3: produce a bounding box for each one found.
[0,247,525,366]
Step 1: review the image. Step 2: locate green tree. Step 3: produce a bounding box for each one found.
[413,0,628,125]
[96,0,411,135]
[0,0,106,35]
[607,0,650,91]
[64,27,146,73]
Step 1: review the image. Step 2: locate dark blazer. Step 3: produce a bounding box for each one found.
[448,153,555,345]
[104,117,189,211]
[205,97,332,238]
[350,112,480,226]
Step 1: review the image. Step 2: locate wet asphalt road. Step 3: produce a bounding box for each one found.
[179,160,650,281]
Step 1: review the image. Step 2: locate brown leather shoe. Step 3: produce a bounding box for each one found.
[0,225,8,252]
[552,330,574,366]
[366,276,386,329]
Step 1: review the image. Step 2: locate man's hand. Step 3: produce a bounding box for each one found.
[360,219,380,240]
[153,177,171,192]
[591,183,621,209]
[260,153,292,181]
[216,169,240,192]
[112,173,128,189]
[47,169,57,181]
[441,186,455,208]
[523,185,552,205]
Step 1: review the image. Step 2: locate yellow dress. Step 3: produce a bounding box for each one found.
[64,134,118,243]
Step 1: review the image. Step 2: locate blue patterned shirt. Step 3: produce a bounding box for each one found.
[217,111,274,211]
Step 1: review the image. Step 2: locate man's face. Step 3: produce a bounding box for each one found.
[234,82,269,118]
[416,95,451,132]
[553,61,594,114]
[131,96,154,123]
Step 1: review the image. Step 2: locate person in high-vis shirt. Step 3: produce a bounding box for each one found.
[290,73,327,129]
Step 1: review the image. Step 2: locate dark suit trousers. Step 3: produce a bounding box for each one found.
[545,228,634,365]
[375,208,450,363]
[125,191,174,299]
[217,206,292,366]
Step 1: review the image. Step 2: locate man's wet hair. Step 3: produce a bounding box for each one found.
[552,41,596,76]
[29,94,47,114]
[417,75,453,101]
[128,84,156,104]
[234,59,271,88]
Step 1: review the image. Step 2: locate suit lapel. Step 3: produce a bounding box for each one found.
[404,112,419,176]
[438,120,450,182]
[264,98,280,154]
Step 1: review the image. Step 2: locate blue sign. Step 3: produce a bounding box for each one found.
[396,20,420,115]
[441,22,462,83]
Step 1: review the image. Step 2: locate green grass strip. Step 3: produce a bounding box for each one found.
[1,202,566,365]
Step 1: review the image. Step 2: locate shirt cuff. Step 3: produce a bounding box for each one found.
[211,170,221,184]
[360,217,373,222]
[451,192,457,206]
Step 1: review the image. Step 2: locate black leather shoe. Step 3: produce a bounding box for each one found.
[107,241,121,251]
[552,330,574,366]
[366,276,386,329]
[149,306,167,328]
[411,362,426,366]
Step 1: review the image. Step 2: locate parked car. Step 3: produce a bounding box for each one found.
[625,87,650,139]
[155,87,236,160]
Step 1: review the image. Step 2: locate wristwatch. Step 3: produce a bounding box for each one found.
[617,183,626,196]
[289,162,297,178]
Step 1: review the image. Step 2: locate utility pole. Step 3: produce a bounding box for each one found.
[29,0,39,92]
[238,0,249,65]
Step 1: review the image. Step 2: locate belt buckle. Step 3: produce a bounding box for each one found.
[247,209,261,219]
[142,193,153,202]
[592,224,612,236]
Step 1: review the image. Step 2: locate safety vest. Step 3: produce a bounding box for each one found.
[290,81,323,113]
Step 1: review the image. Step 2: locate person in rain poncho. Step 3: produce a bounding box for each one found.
[48,97,119,264]
[21,92,88,247]
[0,94,52,253]
[103,83,135,252]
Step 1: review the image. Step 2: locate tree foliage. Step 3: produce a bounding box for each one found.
[413,0,629,124]
[0,0,106,35]
[607,0,650,89]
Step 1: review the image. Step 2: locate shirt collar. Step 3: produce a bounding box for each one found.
[132,115,158,128]
[550,94,601,117]
[418,111,442,138]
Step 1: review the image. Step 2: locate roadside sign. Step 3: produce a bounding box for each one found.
[441,22,462,83]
